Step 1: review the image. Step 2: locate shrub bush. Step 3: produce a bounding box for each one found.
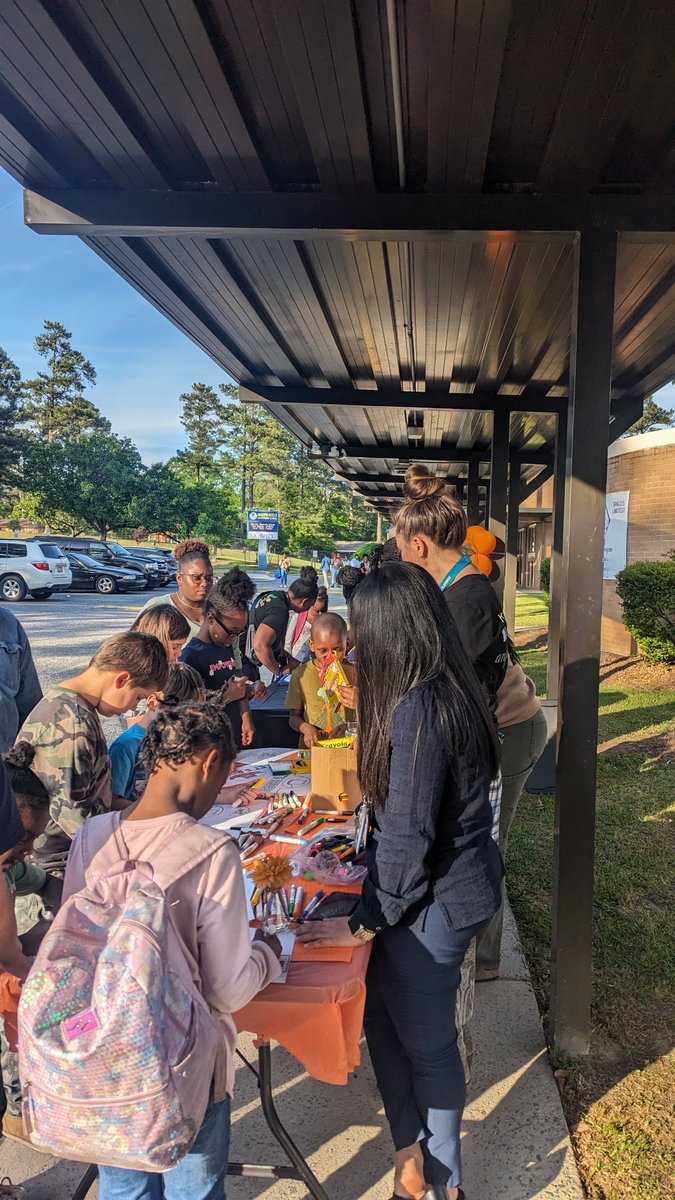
[540,556,551,606]
[615,560,675,664]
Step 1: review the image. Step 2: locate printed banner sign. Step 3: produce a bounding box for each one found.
[603,491,629,580]
[247,509,280,539]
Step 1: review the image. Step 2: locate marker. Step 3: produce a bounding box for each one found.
[293,887,304,918]
[288,884,297,916]
[270,833,305,846]
[302,890,325,919]
[300,817,325,837]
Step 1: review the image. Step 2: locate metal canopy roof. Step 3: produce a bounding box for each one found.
[1,0,673,506]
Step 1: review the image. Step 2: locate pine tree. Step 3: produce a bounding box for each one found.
[21,320,110,442]
[625,396,675,436]
[175,382,227,483]
[219,387,273,513]
[0,346,24,501]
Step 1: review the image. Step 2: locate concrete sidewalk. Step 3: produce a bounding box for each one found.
[0,904,583,1200]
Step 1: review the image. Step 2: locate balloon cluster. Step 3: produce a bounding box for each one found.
[464,525,497,577]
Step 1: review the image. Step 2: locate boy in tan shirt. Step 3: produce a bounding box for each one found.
[286,614,354,748]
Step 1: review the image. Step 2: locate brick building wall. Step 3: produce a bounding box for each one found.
[602,430,675,655]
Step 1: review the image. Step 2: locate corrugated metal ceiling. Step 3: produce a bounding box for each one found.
[0,0,672,503]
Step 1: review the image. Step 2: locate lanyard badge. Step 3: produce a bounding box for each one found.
[354,801,371,855]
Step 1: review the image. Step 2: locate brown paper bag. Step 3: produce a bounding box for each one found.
[310,744,362,811]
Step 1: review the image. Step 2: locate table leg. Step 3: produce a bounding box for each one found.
[70,1163,97,1200]
[258,1042,330,1200]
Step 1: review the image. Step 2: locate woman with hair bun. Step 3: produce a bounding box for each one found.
[396,465,508,711]
[138,539,214,643]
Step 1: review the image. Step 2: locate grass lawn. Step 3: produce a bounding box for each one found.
[515,589,550,628]
[510,639,675,1200]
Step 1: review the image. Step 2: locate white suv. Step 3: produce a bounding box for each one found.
[0,538,72,601]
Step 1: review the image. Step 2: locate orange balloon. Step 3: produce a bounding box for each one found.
[471,552,493,577]
[466,525,497,555]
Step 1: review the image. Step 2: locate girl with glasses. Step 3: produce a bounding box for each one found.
[180,568,261,747]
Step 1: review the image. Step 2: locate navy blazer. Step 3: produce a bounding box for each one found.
[352,684,503,933]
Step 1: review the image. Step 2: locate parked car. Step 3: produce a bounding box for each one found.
[65,551,146,595]
[0,538,72,601]
[139,547,177,580]
[31,537,163,589]
[107,542,172,584]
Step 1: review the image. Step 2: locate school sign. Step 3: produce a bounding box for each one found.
[247,510,280,540]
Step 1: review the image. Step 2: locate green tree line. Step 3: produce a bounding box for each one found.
[0,320,376,553]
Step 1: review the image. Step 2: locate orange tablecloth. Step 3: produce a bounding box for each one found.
[233,810,370,1085]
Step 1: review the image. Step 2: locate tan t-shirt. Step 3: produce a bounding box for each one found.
[286,659,353,732]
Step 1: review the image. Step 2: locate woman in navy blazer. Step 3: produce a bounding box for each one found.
[298,563,502,1200]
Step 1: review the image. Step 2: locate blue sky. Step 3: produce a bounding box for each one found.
[1,169,673,464]
[0,171,231,463]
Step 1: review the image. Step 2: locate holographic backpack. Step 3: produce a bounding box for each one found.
[18,814,224,1171]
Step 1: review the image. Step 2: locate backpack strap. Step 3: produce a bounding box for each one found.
[82,813,229,892]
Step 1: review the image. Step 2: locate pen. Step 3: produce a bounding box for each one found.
[300,817,325,837]
[302,890,325,919]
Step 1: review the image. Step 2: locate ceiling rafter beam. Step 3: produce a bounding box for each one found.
[241,384,565,413]
[24,189,675,239]
[310,445,554,465]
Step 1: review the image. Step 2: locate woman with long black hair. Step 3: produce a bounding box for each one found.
[298,563,503,1200]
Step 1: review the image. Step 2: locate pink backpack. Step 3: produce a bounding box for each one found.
[18,815,225,1171]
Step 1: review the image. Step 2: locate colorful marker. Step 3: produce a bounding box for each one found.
[300,817,325,837]
[303,890,325,919]
[293,887,304,917]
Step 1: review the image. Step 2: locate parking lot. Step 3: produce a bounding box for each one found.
[7,589,158,694]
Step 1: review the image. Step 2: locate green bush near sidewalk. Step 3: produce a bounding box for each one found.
[615,560,675,664]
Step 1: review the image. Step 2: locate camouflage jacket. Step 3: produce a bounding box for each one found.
[18,687,112,873]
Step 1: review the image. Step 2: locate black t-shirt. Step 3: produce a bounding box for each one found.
[250,590,291,664]
[180,637,236,691]
[180,637,244,745]
[442,575,509,710]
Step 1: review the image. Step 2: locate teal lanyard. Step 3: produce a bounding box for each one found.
[439,554,472,592]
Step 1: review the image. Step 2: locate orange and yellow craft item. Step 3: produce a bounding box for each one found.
[317,650,351,735]
[464,524,498,577]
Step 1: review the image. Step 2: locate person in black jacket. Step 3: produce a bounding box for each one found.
[298,563,502,1200]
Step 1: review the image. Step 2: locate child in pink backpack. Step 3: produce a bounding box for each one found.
[60,699,282,1200]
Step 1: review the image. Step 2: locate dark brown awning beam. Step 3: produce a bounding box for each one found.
[311,445,553,465]
[24,189,675,240]
[241,384,566,413]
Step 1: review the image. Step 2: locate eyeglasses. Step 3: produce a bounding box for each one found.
[182,572,213,584]
[211,612,242,640]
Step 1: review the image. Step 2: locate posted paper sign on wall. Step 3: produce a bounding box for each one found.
[247,509,280,539]
[603,491,630,580]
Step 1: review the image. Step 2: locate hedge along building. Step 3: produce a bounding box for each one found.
[1,0,674,1058]
[602,430,675,656]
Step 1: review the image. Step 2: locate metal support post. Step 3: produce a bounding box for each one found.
[504,470,520,634]
[547,409,567,697]
[467,461,480,524]
[551,231,617,1056]
[489,409,510,602]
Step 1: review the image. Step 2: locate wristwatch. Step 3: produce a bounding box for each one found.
[348,913,377,942]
